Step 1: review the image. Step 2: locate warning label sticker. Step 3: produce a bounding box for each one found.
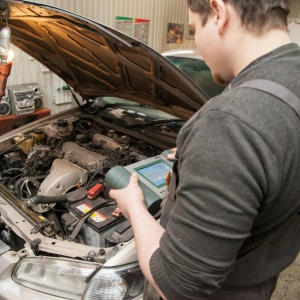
[76,203,107,223]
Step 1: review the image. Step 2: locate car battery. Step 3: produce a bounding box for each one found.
[68,197,124,247]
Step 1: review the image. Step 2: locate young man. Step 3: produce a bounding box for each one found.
[109,1,300,299]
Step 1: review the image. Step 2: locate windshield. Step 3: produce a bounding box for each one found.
[88,96,183,147]
[165,56,226,99]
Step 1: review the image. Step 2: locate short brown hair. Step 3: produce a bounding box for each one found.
[187,0,290,33]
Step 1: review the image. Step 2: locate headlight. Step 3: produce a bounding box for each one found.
[83,262,144,300]
[12,256,99,299]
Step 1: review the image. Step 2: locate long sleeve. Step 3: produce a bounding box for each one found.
[149,43,300,299]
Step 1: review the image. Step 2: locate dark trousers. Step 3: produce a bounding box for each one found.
[207,276,278,300]
[143,276,278,300]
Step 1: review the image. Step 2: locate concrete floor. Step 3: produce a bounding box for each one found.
[271,253,300,300]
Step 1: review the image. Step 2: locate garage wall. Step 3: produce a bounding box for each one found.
[5,0,300,114]
[29,0,196,53]
[289,0,300,23]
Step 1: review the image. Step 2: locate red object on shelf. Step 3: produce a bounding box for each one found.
[0,107,51,135]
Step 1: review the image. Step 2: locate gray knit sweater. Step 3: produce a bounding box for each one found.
[149,43,300,299]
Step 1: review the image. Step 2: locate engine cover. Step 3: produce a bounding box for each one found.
[38,159,88,197]
[34,159,88,213]
[62,142,109,171]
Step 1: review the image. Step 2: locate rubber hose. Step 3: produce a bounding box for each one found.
[31,194,68,205]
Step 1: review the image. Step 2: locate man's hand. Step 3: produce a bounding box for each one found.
[109,173,146,220]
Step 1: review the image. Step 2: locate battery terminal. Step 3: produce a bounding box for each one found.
[87,183,104,200]
[112,207,122,218]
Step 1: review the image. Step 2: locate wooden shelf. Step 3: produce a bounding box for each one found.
[0,107,51,135]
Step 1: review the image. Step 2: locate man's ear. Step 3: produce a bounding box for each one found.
[210,0,230,35]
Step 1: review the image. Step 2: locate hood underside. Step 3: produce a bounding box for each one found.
[0,0,209,119]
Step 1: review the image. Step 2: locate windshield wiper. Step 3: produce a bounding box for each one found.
[125,118,184,129]
[95,99,150,109]
[98,102,149,109]
[86,99,152,114]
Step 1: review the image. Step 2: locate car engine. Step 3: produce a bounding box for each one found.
[0,112,165,260]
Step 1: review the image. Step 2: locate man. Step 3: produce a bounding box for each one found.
[109,0,300,299]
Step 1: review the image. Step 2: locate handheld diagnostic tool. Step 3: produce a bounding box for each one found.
[105,150,173,214]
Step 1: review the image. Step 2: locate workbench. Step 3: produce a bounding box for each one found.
[0,107,51,135]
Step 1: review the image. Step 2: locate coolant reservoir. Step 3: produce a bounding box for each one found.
[14,134,35,155]
[30,129,46,144]
[42,118,73,138]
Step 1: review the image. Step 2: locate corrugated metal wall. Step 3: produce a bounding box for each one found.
[6,0,300,114]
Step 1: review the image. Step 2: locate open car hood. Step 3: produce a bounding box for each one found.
[0,0,208,120]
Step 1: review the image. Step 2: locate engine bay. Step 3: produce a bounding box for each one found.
[0,110,168,262]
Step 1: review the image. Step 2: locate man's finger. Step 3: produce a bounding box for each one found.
[130,172,139,184]
[167,152,175,160]
[109,188,116,198]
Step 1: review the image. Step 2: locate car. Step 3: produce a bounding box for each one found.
[0,1,213,300]
[162,48,226,99]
